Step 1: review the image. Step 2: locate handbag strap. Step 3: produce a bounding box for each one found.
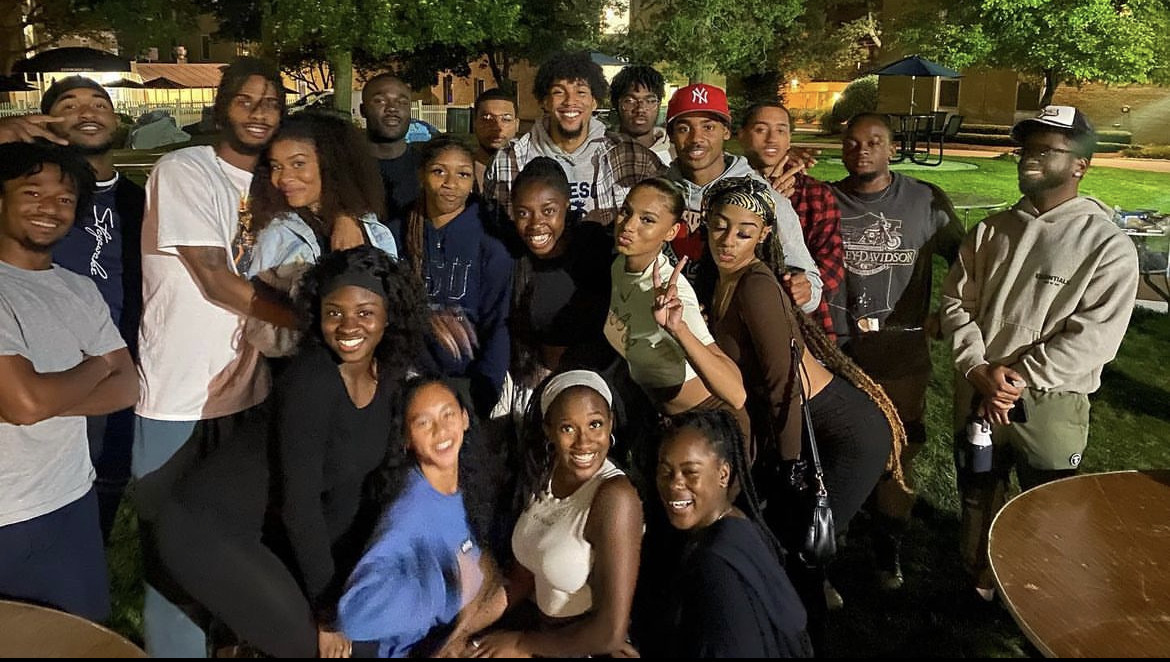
[789,336,827,487]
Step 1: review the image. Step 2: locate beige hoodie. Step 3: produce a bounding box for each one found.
[941,195,1138,394]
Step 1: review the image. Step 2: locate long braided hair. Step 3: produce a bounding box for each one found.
[701,177,907,489]
[663,409,786,563]
[401,135,477,282]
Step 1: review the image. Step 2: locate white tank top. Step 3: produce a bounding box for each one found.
[511,458,626,618]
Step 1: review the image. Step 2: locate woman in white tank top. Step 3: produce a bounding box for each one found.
[466,370,643,657]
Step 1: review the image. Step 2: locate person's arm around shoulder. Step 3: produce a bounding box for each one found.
[472,475,644,658]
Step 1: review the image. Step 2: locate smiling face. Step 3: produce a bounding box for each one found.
[1017,129,1085,199]
[268,138,322,211]
[422,147,475,220]
[223,75,281,155]
[542,78,597,141]
[361,77,412,142]
[320,285,387,365]
[0,164,79,253]
[614,185,680,262]
[512,180,569,259]
[707,202,770,275]
[739,106,790,172]
[656,426,732,531]
[841,116,895,182]
[544,386,614,489]
[405,381,470,475]
[669,114,730,184]
[47,87,117,155]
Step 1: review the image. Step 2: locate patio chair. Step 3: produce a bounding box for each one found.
[910,114,964,166]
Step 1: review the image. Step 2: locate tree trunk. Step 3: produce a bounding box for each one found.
[331,49,353,115]
[485,47,516,97]
[1039,68,1058,108]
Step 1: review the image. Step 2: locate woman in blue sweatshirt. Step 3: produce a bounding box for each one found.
[391,136,513,418]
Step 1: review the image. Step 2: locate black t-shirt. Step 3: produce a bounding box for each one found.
[378,147,421,220]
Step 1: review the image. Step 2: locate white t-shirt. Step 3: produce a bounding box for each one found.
[0,263,125,526]
[136,145,271,421]
[604,252,714,389]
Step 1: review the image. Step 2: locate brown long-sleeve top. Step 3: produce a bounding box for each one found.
[711,261,805,462]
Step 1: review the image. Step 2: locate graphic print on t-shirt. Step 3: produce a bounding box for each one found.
[568,180,593,214]
[840,211,918,318]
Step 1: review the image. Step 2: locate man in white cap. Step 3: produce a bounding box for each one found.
[941,105,1138,602]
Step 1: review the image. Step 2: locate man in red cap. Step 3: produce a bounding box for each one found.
[663,82,822,313]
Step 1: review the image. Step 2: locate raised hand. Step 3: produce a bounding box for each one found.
[652,256,688,334]
[765,154,806,198]
[0,115,67,145]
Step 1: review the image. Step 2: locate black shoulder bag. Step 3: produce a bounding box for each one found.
[790,338,837,567]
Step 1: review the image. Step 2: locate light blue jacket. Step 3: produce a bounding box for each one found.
[246,211,399,283]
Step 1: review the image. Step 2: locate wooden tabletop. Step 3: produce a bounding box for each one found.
[0,599,146,658]
[989,470,1170,657]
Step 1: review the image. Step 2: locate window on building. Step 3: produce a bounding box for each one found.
[475,78,486,99]
[444,75,454,105]
[201,35,211,61]
[938,79,960,108]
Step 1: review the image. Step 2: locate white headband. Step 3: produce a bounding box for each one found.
[540,370,613,417]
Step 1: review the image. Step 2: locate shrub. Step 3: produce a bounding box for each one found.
[826,75,878,133]
[1120,144,1170,160]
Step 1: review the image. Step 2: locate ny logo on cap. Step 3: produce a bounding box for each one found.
[692,87,708,104]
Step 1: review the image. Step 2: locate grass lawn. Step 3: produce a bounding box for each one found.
[102,147,1170,657]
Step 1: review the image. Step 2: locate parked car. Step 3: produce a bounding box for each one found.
[290,90,439,143]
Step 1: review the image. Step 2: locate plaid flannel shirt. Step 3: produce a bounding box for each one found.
[483,121,666,227]
[790,171,845,339]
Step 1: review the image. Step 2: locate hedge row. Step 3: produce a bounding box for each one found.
[958,123,1131,144]
[953,132,1128,152]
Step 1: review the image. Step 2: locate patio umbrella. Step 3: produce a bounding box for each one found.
[105,77,145,89]
[12,47,132,73]
[870,54,961,113]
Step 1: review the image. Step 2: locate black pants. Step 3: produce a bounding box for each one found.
[150,409,318,658]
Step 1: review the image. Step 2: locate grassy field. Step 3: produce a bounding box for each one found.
[101,148,1170,657]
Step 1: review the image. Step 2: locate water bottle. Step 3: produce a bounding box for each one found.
[964,416,994,473]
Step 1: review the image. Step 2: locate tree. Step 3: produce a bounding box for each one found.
[889,0,1170,107]
[617,0,803,82]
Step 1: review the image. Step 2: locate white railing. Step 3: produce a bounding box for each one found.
[0,101,208,127]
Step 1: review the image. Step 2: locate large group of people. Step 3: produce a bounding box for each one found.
[0,48,1139,659]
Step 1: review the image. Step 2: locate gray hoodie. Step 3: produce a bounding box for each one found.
[941,195,1138,394]
[665,155,822,312]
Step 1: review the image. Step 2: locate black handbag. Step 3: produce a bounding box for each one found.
[791,338,837,567]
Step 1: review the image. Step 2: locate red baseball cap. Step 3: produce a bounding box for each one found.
[666,83,731,126]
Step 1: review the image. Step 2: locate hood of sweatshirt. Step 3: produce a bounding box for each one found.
[665,154,759,211]
[526,115,610,168]
[1012,194,1113,223]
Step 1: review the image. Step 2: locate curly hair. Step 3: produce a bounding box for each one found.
[534,51,608,103]
[250,111,388,234]
[0,140,95,216]
[662,409,785,562]
[212,56,284,130]
[365,373,506,552]
[295,245,429,383]
[700,178,908,489]
[609,65,665,109]
[400,134,477,281]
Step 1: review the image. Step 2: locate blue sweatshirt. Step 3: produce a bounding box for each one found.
[391,201,512,413]
[339,469,483,657]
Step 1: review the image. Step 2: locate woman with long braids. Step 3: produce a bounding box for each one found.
[155,246,431,658]
[701,175,904,649]
[468,370,642,658]
[645,409,812,657]
[392,135,513,418]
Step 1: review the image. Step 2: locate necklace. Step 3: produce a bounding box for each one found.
[713,506,734,523]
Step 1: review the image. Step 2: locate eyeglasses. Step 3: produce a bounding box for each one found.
[619,96,660,110]
[478,112,516,124]
[1012,146,1075,159]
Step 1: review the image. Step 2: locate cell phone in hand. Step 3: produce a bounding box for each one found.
[1009,399,1028,424]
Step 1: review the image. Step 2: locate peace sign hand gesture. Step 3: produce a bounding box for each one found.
[652,256,688,334]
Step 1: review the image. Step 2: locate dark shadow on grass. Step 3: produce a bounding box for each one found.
[1094,363,1170,422]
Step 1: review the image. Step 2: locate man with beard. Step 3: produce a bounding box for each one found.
[829,113,965,594]
[0,77,145,542]
[360,73,419,220]
[0,140,137,624]
[662,83,822,313]
[941,106,1137,602]
[610,64,672,164]
[484,50,665,226]
[134,57,296,656]
[471,88,518,192]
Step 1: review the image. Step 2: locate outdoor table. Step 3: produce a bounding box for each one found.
[888,113,936,164]
[988,469,1170,657]
[0,599,146,658]
[951,193,1009,229]
[1125,228,1170,305]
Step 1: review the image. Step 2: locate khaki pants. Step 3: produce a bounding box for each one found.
[952,380,1088,587]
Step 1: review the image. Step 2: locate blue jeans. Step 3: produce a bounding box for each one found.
[133,416,208,658]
